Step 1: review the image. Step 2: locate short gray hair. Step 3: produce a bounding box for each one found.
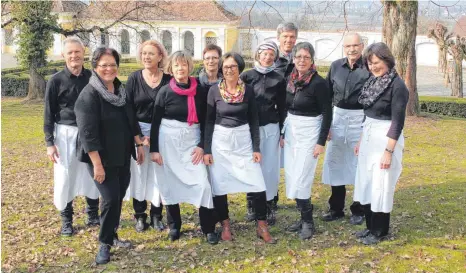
[62,36,85,50]
[344,32,363,45]
[276,22,298,39]
[165,50,194,75]
[292,42,315,61]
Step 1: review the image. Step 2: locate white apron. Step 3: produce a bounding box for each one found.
[53,124,99,211]
[124,122,161,206]
[283,113,322,200]
[154,119,213,209]
[353,117,404,213]
[209,124,266,196]
[259,123,281,201]
[322,107,364,186]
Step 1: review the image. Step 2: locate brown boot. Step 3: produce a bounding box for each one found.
[221,219,232,241]
[256,220,276,244]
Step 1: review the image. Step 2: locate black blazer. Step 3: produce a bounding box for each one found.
[74,80,141,167]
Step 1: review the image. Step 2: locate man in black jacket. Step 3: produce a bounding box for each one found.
[44,37,100,237]
[274,22,298,79]
[321,32,370,225]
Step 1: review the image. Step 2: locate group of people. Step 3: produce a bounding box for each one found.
[44,22,408,265]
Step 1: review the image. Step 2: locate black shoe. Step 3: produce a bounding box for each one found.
[355,229,370,239]
[135,217,147,233]
[86,213,100,227]
[95,244,111,265]
[272,198,278,212]
[150,216,166,231]
[206,233,219,245]
[350,215,364,225]
[362,233,386,245]
[113,237,131,248]
[321,210,345,222]
[61,221,74,237]
[299,222,315,240]
[168,229,180,242]
[286,221,302,232]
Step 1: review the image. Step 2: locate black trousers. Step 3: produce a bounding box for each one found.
[87,162,131,245]
[60,197,99,221]
[328,185,364,216]
[215,191,267,221]
[132,199,163,219]
[165,204,215,234]
[363,204,390,237]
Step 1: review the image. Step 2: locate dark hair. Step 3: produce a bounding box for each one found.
[362,42,395,70]
[292,42,315,62]
[220,52,245,73]
[91,47,121,68]
[203,44,222,58]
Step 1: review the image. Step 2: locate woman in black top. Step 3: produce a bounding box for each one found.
[149,51,217,245]
[75,47,144,264]
[197,44,223,92]
[204,52,276,244]
[281,42,332,240]
[240,41,286,226]
[353,42,408,245]
[125,40,172,233]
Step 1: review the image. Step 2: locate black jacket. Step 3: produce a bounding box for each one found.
[274,56,294,78]
[74,79,141,166]
[240,69,287,130]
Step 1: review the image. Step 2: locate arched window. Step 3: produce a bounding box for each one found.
[184,31,194,56]
[361,36,369,47]
[162,30,172,55]
[120,29,130,54]
[4,28,14,46]
[140,30,150,43]
[205,31,218,46]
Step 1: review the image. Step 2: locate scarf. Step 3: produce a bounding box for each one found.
[198,68,222,87]
[286,65,317,94]
[359,68,397,108]
[254,41,279,74]
[218,78,246,103]
[169,77,198,125]
[89,71,126,107]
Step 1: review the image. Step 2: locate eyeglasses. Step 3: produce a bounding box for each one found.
[223,65,238,71]
[204,56,219,61]
[294,55,312,61]
[97,64,118,69]
[343,43,362,49]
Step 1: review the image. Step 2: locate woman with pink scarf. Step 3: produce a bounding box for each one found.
[149,50,217,245]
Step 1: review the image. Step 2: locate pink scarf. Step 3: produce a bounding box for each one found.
[169,77,198,125]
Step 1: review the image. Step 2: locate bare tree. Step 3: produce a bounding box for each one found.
[382,0,419,116]
[427,22,453,87]
[447,35,465,98]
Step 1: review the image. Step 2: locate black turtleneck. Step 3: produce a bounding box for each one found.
[149,78,207,153]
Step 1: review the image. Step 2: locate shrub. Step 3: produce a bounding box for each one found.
[1,74,29,97]
[419,96,466,118]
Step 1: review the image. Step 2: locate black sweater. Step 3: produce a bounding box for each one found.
[363,75,409,140]
[149,79,207,153]
[44,66,91,147]
[285,73,333,146]
[204,84,260,154]
[74,80,140,167]
[125,70,172,123]
[240,69,287,130]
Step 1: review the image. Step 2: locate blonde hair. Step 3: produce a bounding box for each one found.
[165,50,194,75]
[138,40,168,69]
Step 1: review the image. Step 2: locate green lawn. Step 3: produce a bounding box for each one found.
[1,98,465,273]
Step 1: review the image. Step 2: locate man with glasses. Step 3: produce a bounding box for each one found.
[44,37,100,237]
[321,33,370,225]
[275,22,298,78]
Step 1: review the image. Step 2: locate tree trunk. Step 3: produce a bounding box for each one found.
[26,66,46,100]
[382,1,419,116]
[452,58,463,98]
[438,47,444,73]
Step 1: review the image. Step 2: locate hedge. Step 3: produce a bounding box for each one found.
[1,74,29,97]
[419,96,466,118]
